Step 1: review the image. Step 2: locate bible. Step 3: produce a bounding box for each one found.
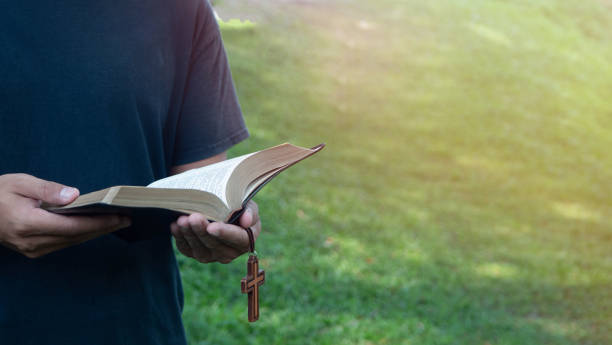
[46,143,324,224]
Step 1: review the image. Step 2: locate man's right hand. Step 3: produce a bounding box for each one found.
[0,173,131,258]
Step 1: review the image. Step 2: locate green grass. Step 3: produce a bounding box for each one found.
[178,1,612,344]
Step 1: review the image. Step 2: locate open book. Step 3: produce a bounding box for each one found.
[47,143,324,224]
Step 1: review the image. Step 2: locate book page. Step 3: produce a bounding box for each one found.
[243,168,283,201]
[147,153,256,205]
[225,143,325,209]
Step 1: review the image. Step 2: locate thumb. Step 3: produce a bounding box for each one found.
[239,201,259,229]
[15,174,80,206]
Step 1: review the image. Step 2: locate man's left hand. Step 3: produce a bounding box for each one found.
[170,201,261,263]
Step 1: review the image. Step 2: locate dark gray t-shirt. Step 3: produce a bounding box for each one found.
[0,1,248,343]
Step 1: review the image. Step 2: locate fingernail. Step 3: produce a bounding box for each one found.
[59,187,77,202]
[242,209,251,224]
[207,226,218,236]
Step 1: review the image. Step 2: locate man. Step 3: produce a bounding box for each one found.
[0,1,258,344]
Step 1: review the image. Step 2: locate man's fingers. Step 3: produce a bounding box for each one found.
[14,224,126,259]
[171,223,193,258]
[187,213,220,250]
[11,173,79,206]
[177,222,213,262]
[208,243,241,263]
[206,222,251,252]
[171,213,243,263]
[189,224,241,263]
[23,208,130,237]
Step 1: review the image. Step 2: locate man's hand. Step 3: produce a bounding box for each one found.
[170,201,261,264]
[0,173,131,258]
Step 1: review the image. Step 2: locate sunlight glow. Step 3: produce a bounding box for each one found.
[475,262,519,278]
[551,201,602,222]
[467,22,512,47]
[455,154,502,171]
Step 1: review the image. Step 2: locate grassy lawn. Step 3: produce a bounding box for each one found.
[178,1,612,344]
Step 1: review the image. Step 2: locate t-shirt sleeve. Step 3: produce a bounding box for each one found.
[172,0,249,166]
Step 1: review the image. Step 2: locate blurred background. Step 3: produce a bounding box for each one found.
[177,1,612,344]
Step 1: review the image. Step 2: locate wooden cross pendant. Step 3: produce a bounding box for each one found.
[241,254,265,322]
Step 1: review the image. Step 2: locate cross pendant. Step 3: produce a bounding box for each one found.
[241,254,265,322]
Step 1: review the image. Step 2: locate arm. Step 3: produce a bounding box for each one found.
[169,153,262,264]
[168,1,252,263]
